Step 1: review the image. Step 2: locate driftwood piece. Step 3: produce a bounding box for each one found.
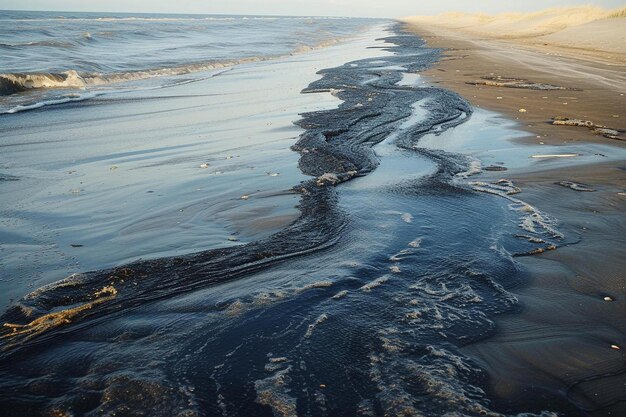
[466,76,576,91]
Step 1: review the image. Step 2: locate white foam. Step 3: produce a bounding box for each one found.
[401,213,413,223]
[361,276,390,292]
[304,313,329,338]
[408,238,422,248]
[0,70,86,91]
[3,92,99,114]
[454,158,482,180]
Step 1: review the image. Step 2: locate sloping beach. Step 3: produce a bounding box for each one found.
[0,8,624,417]
[403,7,626,416]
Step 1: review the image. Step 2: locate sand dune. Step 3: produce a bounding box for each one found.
[403,6,626,54]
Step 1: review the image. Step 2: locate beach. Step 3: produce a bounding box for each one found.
[0,9,624,417]
[403,7,626,416]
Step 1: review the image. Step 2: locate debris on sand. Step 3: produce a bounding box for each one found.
[315,171,357,187]
[316,173,340,186]
[552,118,595,128]
[555,181,596,192]
[552,117,623,140]
[483,165,508,172]
[516,245,557,256]
[466,76,572,91]
[594,127,621,139]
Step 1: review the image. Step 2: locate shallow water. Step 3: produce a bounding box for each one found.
[1,17,620,417]
[0,22,389,312]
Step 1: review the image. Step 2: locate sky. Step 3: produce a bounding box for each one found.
[0,0,624,18]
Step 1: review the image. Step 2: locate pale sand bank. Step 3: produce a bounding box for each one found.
[404,6,626,53]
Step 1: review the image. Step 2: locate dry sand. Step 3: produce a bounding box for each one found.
[402,7,626,146]
[403,7,626,416]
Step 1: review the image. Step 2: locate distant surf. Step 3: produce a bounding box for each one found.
[0,10,375,113]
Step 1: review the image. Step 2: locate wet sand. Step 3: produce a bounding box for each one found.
[403,16,626,416]
[467,162,626,416]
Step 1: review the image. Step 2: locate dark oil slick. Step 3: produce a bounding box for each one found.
[0,25,588,417]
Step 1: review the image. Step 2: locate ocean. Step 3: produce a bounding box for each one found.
[0,11,370,113]
[0,10,611,417]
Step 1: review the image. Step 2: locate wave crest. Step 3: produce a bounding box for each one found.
[0,70,86,95]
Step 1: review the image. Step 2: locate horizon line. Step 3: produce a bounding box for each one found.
[0,8,396,19]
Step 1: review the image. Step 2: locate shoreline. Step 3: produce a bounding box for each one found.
[1,17,624,415]
[403,19,626,415]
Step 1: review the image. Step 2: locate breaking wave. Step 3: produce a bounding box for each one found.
[0,70,86,95]
[1,55,283,96]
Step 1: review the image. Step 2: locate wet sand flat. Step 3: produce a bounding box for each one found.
[465,161,626,416]
[403,11,626,416]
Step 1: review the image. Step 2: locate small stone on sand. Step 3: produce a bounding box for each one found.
[603,296,613,302]
[610,344,620,350]
[518,108,527,113]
